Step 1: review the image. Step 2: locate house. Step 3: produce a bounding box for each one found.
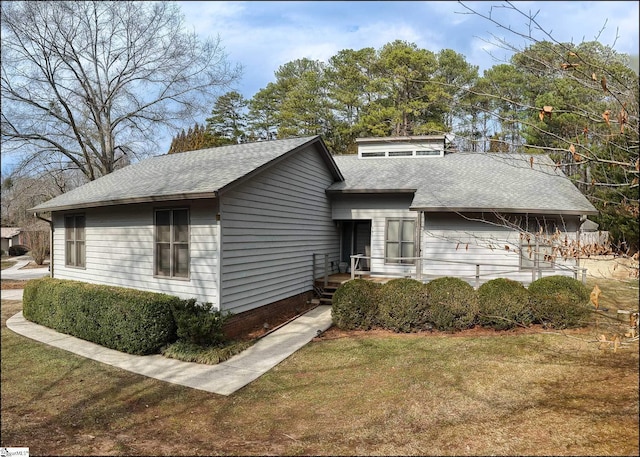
[31,135,597,333]
[1,227,24,253]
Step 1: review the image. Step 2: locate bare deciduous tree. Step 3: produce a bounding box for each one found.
[22,219,50,265]
[1,1,241,181]
[456,1,639,257]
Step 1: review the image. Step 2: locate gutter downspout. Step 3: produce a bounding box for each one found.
[578,214,587,283]
[34,213,53,278]
[417,211,424,281]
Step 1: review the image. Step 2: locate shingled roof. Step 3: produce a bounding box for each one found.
[31,136,341,212]
[329,153,598,215]
[31,135,597,217]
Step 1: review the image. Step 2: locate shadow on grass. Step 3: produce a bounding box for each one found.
[1,333,226,455]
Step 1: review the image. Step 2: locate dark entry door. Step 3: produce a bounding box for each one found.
[341,220,371,270]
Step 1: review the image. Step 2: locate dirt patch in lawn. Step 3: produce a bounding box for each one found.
[0,280,29,290]
[581,255,639,280]
[316,322,589,341]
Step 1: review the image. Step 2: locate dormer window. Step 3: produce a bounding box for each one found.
[361,151,386,158]
[388,150,413,157]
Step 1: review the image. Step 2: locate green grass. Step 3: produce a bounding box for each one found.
[1,278,638,456]
[1,260,17,270]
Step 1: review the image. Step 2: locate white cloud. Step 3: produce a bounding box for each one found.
[349,22,424,49]
[177,0,638,98]
[179,0,247,36]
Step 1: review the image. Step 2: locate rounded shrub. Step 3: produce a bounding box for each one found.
[171,299,229,346]
[425,277,478,332]
[331,279,380,330]
[377,278,430,333]
[528,275,592,329]
[477,278,533,330]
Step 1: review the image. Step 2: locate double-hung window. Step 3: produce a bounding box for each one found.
[65,214,85,268]
[155,208,189,278]
[385,218,416,264]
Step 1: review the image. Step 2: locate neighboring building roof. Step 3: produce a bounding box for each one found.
[1,227,21,239]
[329,152,598,216]
[31,136,342,212]
[580,218,600,231]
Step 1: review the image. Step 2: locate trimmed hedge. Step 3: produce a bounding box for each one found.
[377,279,430,332]
[23,278,179,355]
[425,277,479,331]
[477,278,533,330]
[528,275,592,329]
[332,279,380,330]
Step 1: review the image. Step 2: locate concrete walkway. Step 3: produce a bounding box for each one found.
[1,255,50,280]
[0,289,24,300]
[4,288,333,395]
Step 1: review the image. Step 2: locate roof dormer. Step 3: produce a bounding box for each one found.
[356,135,448,159]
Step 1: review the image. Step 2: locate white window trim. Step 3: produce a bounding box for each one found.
[154,208,190,280]
[64,214,86,269]
[384,218,417,265]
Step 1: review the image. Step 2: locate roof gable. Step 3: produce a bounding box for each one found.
[32,136,341,212]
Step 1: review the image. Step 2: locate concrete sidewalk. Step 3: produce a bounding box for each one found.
[1,255,50,280]
[5,297,333,395]
[0,288,24,300]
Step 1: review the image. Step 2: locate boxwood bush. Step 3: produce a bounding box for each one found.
[425,277,478,332]
[23,278,179,355]
[331,279,380,330]
[528,275,592,329]
[377,278,430,333]
[171,299,229,346]
[477,278,533,330]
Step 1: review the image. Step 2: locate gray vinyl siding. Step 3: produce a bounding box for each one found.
[52,199,220,307]
[421,213,580,286]
[331,194,417,276]
[333,197,581,285]
[220,144,339,314]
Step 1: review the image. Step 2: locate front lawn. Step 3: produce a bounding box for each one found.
[1,278,638,456]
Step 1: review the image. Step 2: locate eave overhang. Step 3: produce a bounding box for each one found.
[29,192,219,213]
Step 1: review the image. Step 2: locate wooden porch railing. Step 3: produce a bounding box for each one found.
[313,253,330,288]
[350,254,588,287]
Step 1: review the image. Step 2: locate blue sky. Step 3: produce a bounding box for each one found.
[179,0,640,99]
[2,1,638,176]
